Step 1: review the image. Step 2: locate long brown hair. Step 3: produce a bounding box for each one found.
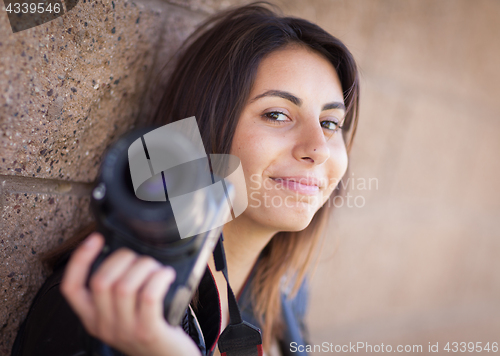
[152,2,360,351]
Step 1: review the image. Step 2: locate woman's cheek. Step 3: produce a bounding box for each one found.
[329,146,349,183]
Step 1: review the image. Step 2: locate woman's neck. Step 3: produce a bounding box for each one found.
[214,216,277,296]
[206,216,277,337]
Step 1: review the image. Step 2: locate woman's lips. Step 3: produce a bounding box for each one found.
[270,177,320,195]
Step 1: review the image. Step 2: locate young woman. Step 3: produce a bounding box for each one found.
[13,3,359,356]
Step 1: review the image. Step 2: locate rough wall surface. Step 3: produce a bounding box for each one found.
[0,0,212,353]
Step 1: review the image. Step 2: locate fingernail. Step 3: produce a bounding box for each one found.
[164,266,176,279]
[83,234,99,248]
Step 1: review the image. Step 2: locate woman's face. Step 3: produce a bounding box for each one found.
[229,44,348,233]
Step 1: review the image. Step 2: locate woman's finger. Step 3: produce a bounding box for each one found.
[89,247,137,334]
[137,267,176,329]
[113,256,163,333]
[60,233,105,327]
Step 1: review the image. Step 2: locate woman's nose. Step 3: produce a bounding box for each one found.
[292,120,330,165]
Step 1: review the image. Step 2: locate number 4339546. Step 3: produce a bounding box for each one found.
[444,342,498,353]
[5,3,61,14]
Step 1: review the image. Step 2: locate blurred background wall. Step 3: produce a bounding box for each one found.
[1,0,498,355]
[282,1,500,355]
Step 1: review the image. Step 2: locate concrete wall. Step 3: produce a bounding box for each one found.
[0,0,221,353]
[1,0,499,355]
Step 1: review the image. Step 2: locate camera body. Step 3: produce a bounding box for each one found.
[89,118,239,326]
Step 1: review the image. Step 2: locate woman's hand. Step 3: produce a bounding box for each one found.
[60,232,201,356]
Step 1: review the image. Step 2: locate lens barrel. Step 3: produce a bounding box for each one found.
[89,126,233,325]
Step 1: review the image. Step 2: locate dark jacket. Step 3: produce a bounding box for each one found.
[11,258,310,356]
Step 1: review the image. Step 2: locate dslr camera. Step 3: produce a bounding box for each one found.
[88,117,247,326]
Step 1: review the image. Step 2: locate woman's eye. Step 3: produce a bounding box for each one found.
[320,120,340,131]
[262,111,289,124]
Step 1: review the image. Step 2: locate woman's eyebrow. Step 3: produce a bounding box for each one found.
[251,89,345,111]
[322,102,346,111]
[251,90,302,106]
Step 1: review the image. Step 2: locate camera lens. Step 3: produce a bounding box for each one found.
[93,128,212,249]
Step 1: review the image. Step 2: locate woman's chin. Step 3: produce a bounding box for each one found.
[243,198,320,233]
[266,209,316,232]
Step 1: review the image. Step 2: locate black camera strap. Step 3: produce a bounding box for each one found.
[213,234,263,356]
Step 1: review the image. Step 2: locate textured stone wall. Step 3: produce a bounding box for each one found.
[0,0,222,353]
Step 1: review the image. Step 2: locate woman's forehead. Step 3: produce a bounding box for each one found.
[250,45,345,105]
